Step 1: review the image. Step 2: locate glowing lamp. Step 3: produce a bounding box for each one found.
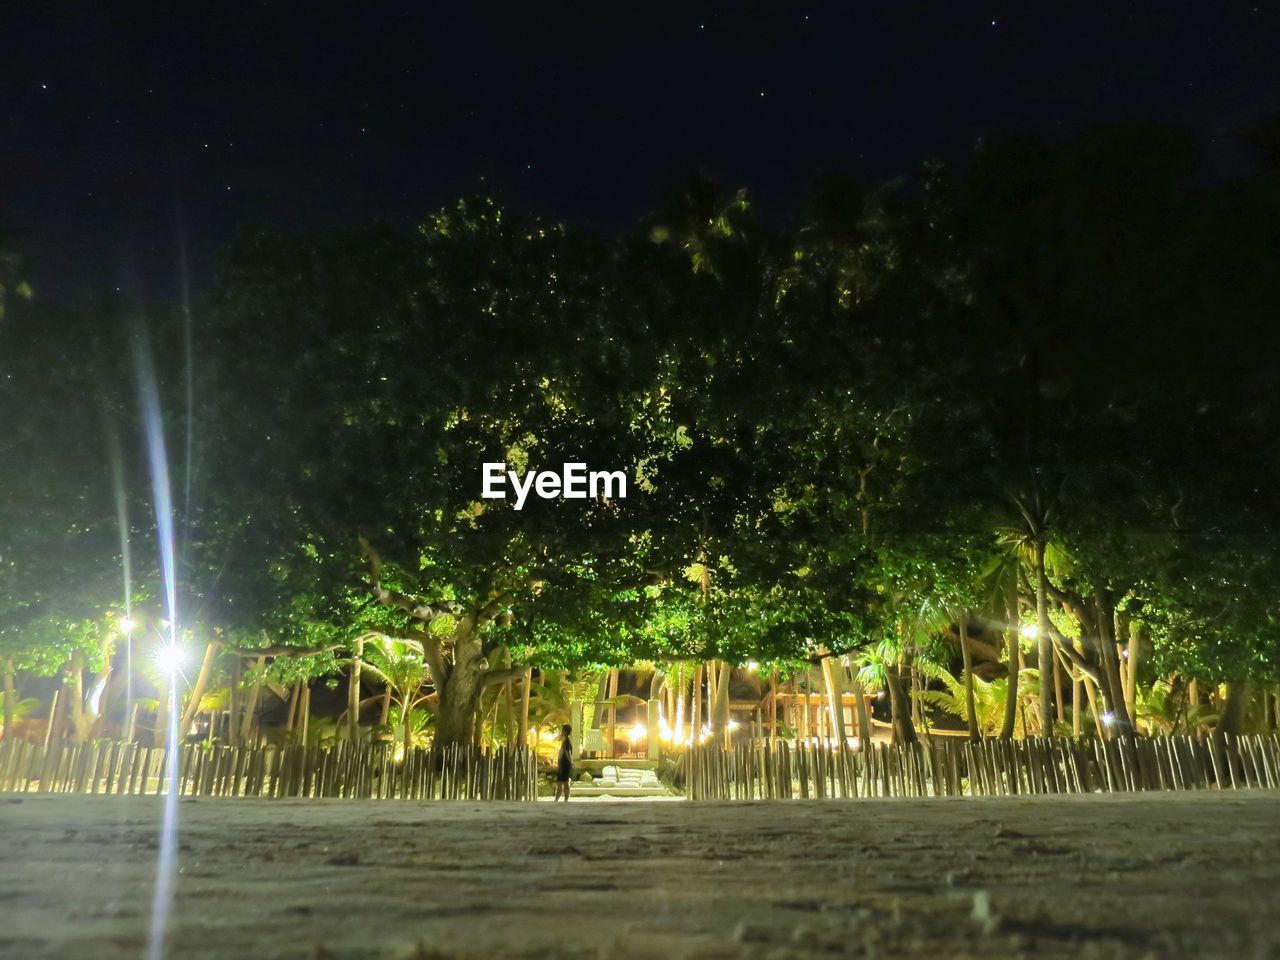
[154,645,185,674]
[119,616,136,634]
[630,722,646,742]
[1020,624,1039,639]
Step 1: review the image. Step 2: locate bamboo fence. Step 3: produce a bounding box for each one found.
[0,739,538,801]
[681,733,1280,800]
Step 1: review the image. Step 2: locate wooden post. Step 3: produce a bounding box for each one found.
[646,698,660,761]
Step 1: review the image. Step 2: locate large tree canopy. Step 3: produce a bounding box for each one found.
[4,125,1278,747]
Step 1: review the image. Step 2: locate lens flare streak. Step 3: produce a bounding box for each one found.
[135,337,182,960]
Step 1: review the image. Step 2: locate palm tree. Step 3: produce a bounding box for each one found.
[358,636,430,756]
[919,661,1041,738]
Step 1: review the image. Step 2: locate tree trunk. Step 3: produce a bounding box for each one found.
[152,682,169,748]
[285,681,301,732]
[1035,539,1055,734]
[885,664,917,744]
[959,616,980,741]
[999,598,1020,740]
[402,690,415,756]
[179,642,218,741]
[1217,680,1249,738]
[379,685,392,726]
[849,671,873,748]
[1125,622,1141,724]
[712,660,732,748]
[605,668,619,758]
[1071,645,1083,737]
[517,668,532,748]
[909,661,923,729]
[43,688,61,749]
[2,662,14,741]
[1082,673,1102,736]
[298,683,310,745]
[692,663,704,739]
[800,674,811,739]
[1094,590,1131,732]
[820,656,846,745]
[347,635,364,743]
[673,663,686,743]
[67,656,88,743]
[1052,652,1065,725]
[228,656,242,747]
[240,656,266,744]
[431,621,486,749]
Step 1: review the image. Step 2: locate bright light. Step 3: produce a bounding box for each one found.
[630,722,646,742]
[1020,624,1038,639]
[1101,712,1116,727]
[154,645,185,674]
[746,661,759,672]
[727,720,740,731]
[119,616,136,634]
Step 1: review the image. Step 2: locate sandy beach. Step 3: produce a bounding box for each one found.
[1,792,1278,959]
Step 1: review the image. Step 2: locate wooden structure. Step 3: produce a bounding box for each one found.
[682,733,1280,800]
[0,739,537,801]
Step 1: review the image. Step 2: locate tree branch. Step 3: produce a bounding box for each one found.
[222,643,342,659]
[481,666,528,689]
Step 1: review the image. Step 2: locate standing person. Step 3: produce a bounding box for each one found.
[554,724,573,801]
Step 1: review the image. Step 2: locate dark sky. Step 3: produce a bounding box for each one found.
[4,2,1279,301]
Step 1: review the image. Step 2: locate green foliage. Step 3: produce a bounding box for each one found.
[4,123,1280,746]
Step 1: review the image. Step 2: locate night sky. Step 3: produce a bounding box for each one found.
[5,2,1279,301]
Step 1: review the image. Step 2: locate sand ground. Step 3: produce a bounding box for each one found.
[1,792,1278,960]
